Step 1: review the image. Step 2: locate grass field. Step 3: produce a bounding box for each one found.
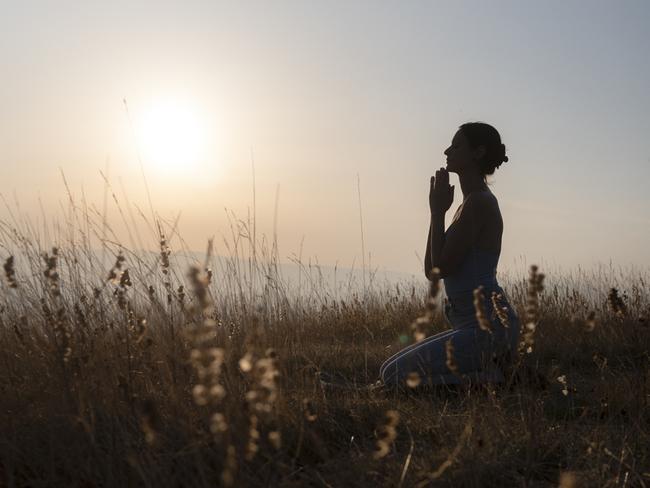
[0,206,648,487]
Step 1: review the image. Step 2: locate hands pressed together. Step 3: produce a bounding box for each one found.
[429,167,455,214]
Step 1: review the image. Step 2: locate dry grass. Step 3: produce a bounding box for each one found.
[0,198,649,487]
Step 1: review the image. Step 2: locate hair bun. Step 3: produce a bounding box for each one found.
[500,144,508,164]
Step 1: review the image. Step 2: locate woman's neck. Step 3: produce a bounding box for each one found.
[458,170,488,199]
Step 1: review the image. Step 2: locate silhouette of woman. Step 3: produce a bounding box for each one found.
[380,122,520,387]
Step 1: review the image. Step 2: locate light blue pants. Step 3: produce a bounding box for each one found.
[380,289,520,386]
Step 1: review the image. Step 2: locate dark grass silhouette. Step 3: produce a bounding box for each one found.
[0,207,648,486]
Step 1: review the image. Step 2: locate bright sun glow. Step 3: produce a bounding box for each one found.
[137,99,208,174]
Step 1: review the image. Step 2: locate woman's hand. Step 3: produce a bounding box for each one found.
[429,167,455,214]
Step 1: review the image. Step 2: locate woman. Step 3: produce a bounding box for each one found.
[380,122,520,387]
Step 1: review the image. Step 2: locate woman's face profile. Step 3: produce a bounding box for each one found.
[444,130,484,175]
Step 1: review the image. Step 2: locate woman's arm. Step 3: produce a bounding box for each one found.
[425,169,454,280]
[424,210,446,280]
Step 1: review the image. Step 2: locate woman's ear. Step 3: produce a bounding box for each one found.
[473,145,487,161]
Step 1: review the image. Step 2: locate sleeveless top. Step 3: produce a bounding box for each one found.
[443,247,501,301]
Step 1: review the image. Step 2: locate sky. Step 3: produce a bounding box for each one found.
[1,0,649,278]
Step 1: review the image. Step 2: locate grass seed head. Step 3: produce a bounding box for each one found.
[490,291,510,328]
[159,233,171,274]
[406,371,421,388]
[221,444,237,487]
[373,410,400,459]
[43,248,61,297]
[607,287,627,317]
[585,310,597,331]
[303,398,318,422]
[245,414,260,461]
[210,412,228,434]
[445,339,458,374]
[520,265,545,355]
[473,286,492,333]
[139,398,160,446]
[119,268,132,288]
[268,430,282,450]
[3,256,18,288]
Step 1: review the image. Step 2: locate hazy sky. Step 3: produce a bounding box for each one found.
[1,0,649,276]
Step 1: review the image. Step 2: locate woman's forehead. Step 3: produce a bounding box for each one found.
[452,130,466,144]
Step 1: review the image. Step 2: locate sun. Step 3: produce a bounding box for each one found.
[136,99,208,174]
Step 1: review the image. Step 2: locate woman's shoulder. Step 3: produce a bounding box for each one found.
[467,189,497,201]
[462,190,498,213]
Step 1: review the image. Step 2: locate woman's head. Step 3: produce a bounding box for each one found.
[444,122,508,178]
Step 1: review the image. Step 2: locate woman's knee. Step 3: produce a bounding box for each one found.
[380,354,414,386]
[380,331,452,377]
[380,358,398,385]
